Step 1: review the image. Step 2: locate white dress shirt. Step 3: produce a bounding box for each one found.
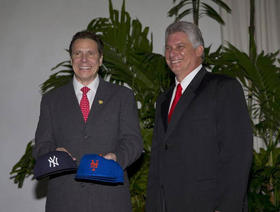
[169,64,202,112]
[73,75,100,109]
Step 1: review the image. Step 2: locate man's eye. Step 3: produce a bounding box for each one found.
[165,46,171,51]
[178,45,185,50]
[88,51,96,56]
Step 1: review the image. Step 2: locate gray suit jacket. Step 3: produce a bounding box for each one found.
[146,68,253,212]
[33,77,143,212]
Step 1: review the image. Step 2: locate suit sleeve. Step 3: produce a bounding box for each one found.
[33,94,56,159]
[215,79,253,211]
[114,89,143,169]
[146,96,162,212]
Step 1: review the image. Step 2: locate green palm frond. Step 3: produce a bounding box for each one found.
[168,1,192,19]
[212,42,280,139]
[201,3,225,25]
[41,63,73,94]
[210,0,231,12]
[10,140,35,188]
[168,0,231,25]
[175,9,193,21]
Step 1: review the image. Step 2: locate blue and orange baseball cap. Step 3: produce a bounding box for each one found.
[75,154,124,183]
[34,151,77,179]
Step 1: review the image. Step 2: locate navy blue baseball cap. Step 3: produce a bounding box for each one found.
[75,154,124,183]
[34,151,77,180]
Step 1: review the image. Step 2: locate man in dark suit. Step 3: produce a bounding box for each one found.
[146,21,253,212]
[33,31,143,212]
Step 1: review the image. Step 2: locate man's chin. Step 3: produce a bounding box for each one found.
[75,75,97,85]
[170,67,182,75]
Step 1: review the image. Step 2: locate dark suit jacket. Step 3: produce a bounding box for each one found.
[146,67,253,212]
[33,77,143,212]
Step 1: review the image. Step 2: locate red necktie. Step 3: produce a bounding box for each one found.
[80,87,90,122]
[168,83,182,123]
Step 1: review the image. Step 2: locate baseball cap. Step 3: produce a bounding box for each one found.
[75,154,124,183]
[34,151,77,180]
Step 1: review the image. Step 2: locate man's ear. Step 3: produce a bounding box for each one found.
[195,45,204,57]
[99,55,103,65]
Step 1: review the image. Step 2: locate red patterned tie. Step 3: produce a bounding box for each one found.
[80,87,90,122]
[168,83,182,123]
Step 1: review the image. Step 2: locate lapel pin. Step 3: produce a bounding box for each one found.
[98,100,103,105]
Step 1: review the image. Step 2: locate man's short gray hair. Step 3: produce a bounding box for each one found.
[165,21,204,49]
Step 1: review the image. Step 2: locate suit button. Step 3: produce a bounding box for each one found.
[84,135,88,139]
[165,144,168,150]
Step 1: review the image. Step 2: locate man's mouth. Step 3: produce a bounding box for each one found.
[170,59,182,64]
[79,66,91,70]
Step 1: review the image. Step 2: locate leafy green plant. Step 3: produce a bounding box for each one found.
[248,147,280,211]
[10,140,35,188]
[168,0,231,25]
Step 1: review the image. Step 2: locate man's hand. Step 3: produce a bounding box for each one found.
[56,147,76,161]
[103,153,117,162]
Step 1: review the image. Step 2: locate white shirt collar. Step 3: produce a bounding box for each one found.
[73,75,99,108]
[175,64,202,93]
[169,65,202,112]
[73,75,99,95]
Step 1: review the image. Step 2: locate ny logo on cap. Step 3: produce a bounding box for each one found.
[48,156,59,168]
[91,160,99,171]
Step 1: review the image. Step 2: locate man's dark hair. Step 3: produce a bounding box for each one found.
[69,30,104,56]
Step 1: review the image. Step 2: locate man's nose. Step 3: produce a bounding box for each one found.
[169,48,178,58]
[81,53,88,62]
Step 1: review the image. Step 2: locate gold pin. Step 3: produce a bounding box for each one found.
[98,100,103,104]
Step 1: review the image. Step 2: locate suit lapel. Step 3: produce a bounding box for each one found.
[63,81,86,125]
[161,87,174,132]
[86,78,111,123]
[62,78,112,126]
[164,68,207,141]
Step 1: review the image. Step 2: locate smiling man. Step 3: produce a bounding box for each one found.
[33,31,143,212]
[146,21,253,212]
[71,37,102,85]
